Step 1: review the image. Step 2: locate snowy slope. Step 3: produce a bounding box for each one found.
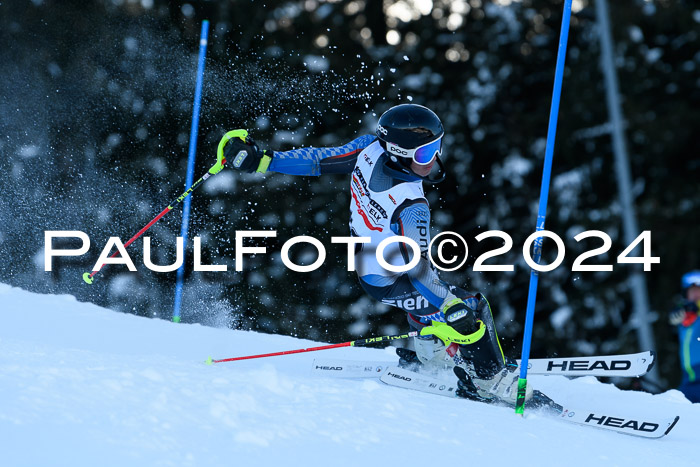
[0,283,698,467]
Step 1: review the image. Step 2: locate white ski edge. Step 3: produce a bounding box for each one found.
[312,351,655,379]
[379,366,680,439]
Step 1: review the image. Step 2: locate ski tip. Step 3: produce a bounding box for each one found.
[205,356,214,365]
[82,272,94,285]
[665,415,680,436]
[647,350,657,374]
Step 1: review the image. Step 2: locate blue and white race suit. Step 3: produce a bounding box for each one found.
[268,135,472,330]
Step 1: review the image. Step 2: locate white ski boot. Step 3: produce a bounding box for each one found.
[454,364,533,405]
[405,335,460,373]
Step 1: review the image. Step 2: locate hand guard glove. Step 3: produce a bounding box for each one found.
[419,298,486,346]
[443,298,481,334]
[223,130,273,173]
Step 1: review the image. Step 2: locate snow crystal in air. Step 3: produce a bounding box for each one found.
[18,145,41,158]
[628,26,643,43]
[303,55,330,73]
[203,171,236,195]
[550,306,573,330]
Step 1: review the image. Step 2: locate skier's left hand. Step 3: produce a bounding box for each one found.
[669,300,700,326]
[420,298,486,345]
[223,130,273,173]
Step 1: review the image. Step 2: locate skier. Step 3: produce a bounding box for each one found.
[669,270,700,403]
[222,103,532,405]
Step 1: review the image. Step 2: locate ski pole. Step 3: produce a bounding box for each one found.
[205,330,420,364]
[82,130,241,284]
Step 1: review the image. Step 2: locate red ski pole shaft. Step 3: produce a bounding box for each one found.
[86,205,172,281]
[206,331,419,365]
[83,131,233,285]
[83,167,222,284]
[208,342,352,364]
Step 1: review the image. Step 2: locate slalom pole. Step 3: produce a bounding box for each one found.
[81,131,239,285]
[206,330,420,364]
[173,19,210,323]
[515,0,573,415]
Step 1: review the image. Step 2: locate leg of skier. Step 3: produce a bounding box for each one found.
[448,294,533,405]
[361,276,532,405]
[360,275,455,371]
[405,288,482,373]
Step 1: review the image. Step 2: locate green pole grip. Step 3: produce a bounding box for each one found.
[515,377,528,415]
[212,129,248,174]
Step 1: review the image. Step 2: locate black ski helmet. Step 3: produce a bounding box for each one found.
[376,104,446,184]
[376,104,444,154]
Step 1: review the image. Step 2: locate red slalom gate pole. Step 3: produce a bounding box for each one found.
[205,330,419,365]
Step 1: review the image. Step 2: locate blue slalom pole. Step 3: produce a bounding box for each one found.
[515,1,572,413]
[173,20,209,323]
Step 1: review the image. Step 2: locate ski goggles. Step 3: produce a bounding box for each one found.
[682,271,700,290]
[386,136,443,165]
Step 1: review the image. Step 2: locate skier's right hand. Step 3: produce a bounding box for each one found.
[222,130,273,173]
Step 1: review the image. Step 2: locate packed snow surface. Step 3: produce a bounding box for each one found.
[0,283,698,467]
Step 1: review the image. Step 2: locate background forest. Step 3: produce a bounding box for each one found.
[0,0,698,391]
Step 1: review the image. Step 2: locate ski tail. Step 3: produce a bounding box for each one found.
[311,359,394,378]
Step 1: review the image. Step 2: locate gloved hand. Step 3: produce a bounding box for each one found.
[669,308,686,326]
[669,300,700,326]
[442,297,480,335]
[420,297,485,345]
[222,130,273,173]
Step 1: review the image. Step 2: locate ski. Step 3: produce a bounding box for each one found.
[312,350,655,379]
[379,366,680,439]
[311,359,395,378]
[521,351,655,377]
